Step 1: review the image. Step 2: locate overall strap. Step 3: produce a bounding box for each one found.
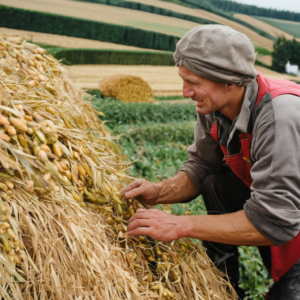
[247,92,272,134]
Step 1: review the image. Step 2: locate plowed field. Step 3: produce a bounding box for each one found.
[0,28,164,51]
[69,64,300,95]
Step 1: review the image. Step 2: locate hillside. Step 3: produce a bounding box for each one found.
[124,0,274,51]
[209,0,300,22]
[0,28,168,51]
[2,0,277,51]
[255,17,300,39]
[234,14,300,43]
[234,14,298,41]
[1,0,202,37]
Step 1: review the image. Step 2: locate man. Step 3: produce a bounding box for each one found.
[120,25,300,299]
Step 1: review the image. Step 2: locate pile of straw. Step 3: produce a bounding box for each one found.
[0,35,237,300]
[99,75,154,103]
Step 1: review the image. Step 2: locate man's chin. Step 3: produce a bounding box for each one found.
[196,107,209,115]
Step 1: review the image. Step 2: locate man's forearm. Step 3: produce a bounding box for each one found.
[155,171,200,205]
[178,210,276,246]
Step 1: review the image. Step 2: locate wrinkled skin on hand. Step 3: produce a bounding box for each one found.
[120,179,160,206]
[127,209,183,242]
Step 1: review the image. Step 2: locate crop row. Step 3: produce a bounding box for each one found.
[112,121,195,146]
[0,5,179,51]
[95,99,197,129]
[78,0,218,25]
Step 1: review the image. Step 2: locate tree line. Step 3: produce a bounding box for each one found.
[272,37,300,72]
[209,0,300,22]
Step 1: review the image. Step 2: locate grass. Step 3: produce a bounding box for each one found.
[124,19,192,36]
[255,17,300,38]
[153,95,186,100]
[254,45,272,56]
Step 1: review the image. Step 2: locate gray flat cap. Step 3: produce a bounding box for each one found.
[173,25,258,86]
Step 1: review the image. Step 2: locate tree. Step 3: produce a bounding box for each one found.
[272,36,300,73]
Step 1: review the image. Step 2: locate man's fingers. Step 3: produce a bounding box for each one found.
[128,227,151,237]
[124,186,146,200]
[120,180,144,199]
[127,219,151,231]
[128,209,147,223]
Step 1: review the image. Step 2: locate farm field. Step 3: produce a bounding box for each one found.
[255,17,300,39]
[69,64,300,94]
[234,14,299,41]
[0,1,294,298]
[256,55,272,66]
[192,9,274,51]
[2,0,201,37]
[70,65,183,95]
[124,0,274,51]
[0,27,166,51]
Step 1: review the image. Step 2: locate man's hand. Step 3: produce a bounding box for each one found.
[127,209,276,246]
[127,209,183,242]
[120,179,160,206]
[120,172,200,206]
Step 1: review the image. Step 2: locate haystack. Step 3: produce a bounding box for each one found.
[0,35,237,300]
[99,75,154,103]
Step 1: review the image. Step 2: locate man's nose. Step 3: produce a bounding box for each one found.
[182,82,195,98]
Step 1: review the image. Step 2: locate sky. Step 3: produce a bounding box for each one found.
[235,0,300,13]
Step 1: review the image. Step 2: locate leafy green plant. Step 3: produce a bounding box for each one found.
[239,246,272,299]
[95,99,197,129]
[112,121,195,145]
[120,139,189,181]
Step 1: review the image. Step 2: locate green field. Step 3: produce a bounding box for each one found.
[124,19,192,36]
[255,16,300,38]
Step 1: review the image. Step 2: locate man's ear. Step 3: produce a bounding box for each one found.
[226,83,236,91]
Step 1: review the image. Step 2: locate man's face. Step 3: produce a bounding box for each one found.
[178,65,230,115]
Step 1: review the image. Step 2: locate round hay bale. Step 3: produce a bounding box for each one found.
[100,75,154,103]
